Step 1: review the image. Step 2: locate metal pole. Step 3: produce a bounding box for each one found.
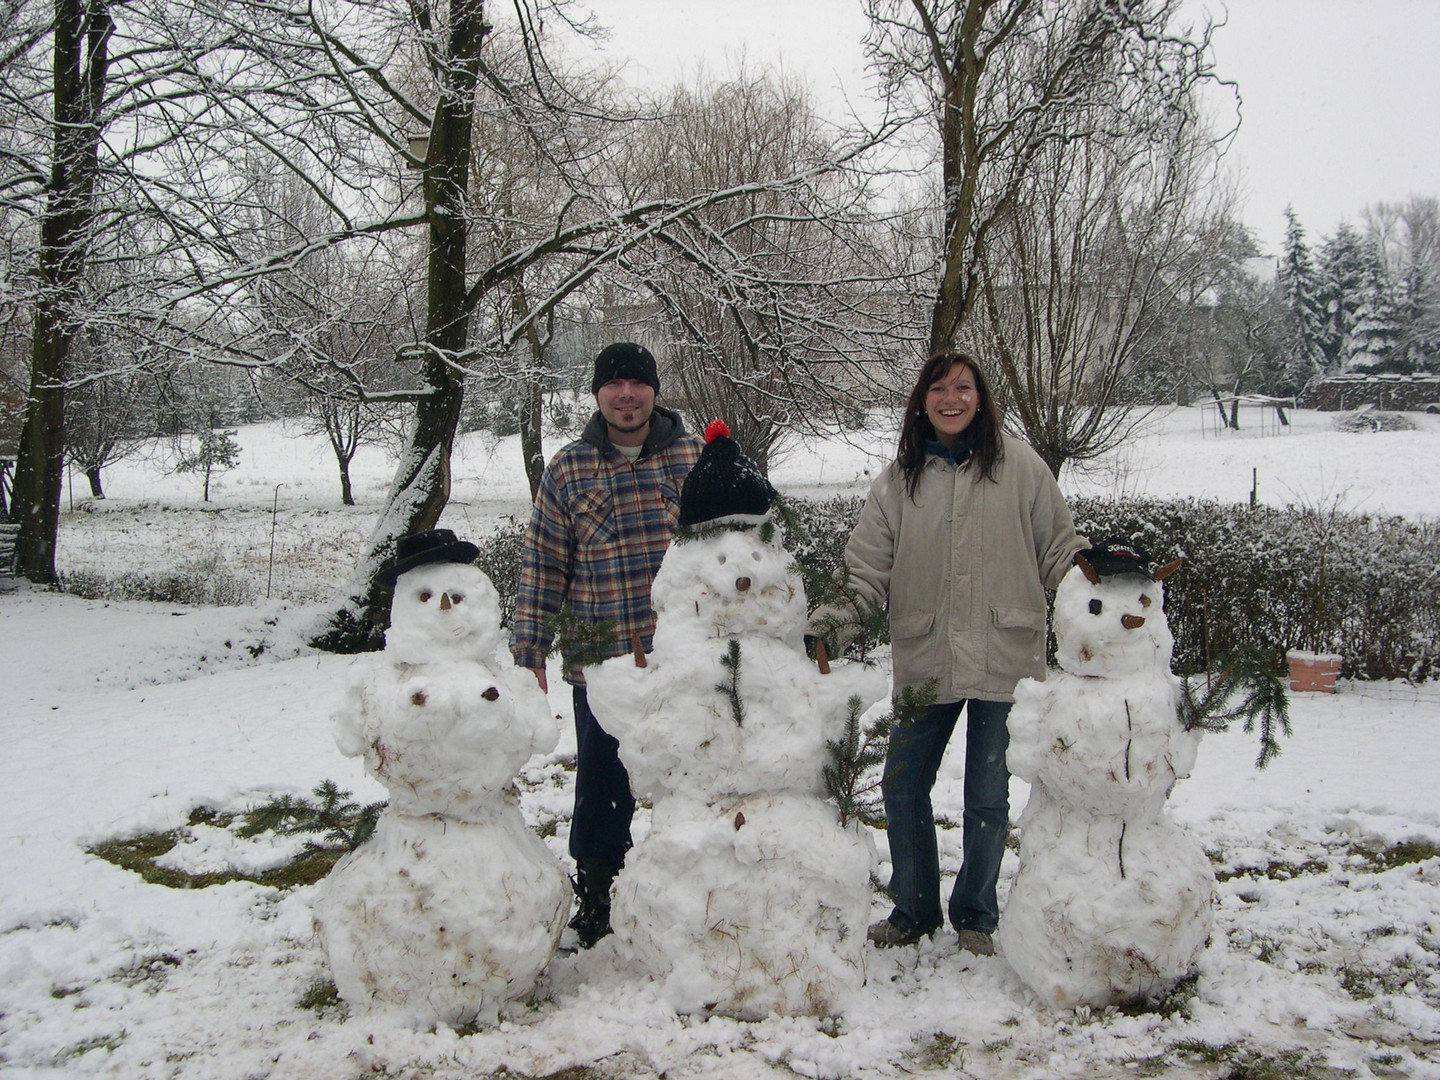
[267,483,283,599]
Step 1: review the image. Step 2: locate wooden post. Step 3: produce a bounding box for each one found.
[631,631,647,668]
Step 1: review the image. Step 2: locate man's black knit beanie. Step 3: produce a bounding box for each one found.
[591,342,660,394]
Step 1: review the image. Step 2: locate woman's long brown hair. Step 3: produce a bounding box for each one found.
[897,351,1004,498]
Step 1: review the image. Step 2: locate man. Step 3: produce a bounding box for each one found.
[511,341,702,948]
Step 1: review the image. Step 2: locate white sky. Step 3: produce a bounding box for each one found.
[591,0,1440,256]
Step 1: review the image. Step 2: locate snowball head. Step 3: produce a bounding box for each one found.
[384,562,504,663]
[651,528,807,646]
[336,659,556,819]
[1053,565,1174,677]
[609,793,873,1019]
[315,809,570,1028]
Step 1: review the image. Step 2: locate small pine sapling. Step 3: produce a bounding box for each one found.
[240,780,386,852]
[545,606,618,670]
[1178,644,1292,769]
[806,572,888,663]
[716,637,745,727]
[824,679,936,828]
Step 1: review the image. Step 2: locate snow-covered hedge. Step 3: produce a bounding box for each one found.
[468,495,1439,681]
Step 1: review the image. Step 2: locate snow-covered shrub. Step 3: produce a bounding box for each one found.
[778,495,868,612]
[1330,410,1416,433]
[473,516,526,629]
[60,556,257,606]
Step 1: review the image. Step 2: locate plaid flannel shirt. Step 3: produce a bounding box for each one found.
[511,407,702,683]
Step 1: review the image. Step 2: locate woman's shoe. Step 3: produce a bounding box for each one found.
[956,928,994,956]
[867,918,935,948]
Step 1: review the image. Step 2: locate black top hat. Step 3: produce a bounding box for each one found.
[677,419,776,530]
[1078,537,1153,580]
[374,528,480,588]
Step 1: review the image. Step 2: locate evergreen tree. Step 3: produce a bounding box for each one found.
[1278,208,1327,382]
[1348,240,1403,371]
[1318,221,1369,371]
[1398,262,1440,369]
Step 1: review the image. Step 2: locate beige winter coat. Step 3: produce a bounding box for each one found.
[845,435,1085,703]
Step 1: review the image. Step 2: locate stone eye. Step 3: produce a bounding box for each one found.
[751,551,763,561]
[1140,594,1152,608]
[449,593,464,605]
[481,686,500,701]
[717,555,727,565]
[418,590,433,603]
[1088,599,1103,615]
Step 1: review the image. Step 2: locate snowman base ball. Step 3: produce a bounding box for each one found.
[315,803,570,1028]
[610,793,873,1020]
[997,804,1213,1010]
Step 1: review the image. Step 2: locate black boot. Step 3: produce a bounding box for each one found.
[568,858,621,949]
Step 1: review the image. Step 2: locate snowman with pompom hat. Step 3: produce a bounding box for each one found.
[313,529,571,1029]
[585,420,889,1020]
[999,538,1216,1010]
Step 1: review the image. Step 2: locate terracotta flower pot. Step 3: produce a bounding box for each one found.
[1286,649,1342,694]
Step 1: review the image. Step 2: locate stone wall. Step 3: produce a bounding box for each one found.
[1299,374,1440,412]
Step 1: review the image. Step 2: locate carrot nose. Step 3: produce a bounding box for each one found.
[440,592,452,610]
[736,577,751,592]
[1121,614,1145,629]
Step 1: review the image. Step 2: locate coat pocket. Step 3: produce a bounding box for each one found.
[890,610,936,640]
[986,604,1047,680]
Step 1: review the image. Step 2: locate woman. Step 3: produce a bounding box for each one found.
[844,350,1085,955]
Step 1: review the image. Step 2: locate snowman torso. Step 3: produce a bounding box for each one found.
[585,527,887,1017]
[316,562,570,1028]
[999,565,1216,1010]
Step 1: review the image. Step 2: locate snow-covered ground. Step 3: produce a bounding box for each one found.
[3,406,1439,1079]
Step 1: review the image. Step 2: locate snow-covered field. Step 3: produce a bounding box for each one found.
[3,406,1440,1079]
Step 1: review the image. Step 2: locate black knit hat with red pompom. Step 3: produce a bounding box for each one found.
[677,419,777,529]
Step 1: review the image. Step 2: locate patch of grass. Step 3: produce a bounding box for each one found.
[1339,959,1419,1000]
[1358,838,1440,870]
[1169,1038,1237,1064]
[297,979,346,1017]
[1117,971,1200,1018]
[115,952,183,991]
[907,1031,964,1071]
[86,781,381,891]
[1215,857,1329,882]
[1222,1048,1326,1080]
[86,831,347,890]
[50,1033,127,1066]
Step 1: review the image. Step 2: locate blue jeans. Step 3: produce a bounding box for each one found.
[882,698,1012,935]
[568,686,635,865]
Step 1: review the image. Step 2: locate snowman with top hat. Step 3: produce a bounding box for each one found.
[998,538,1216,1010]
[313,529,571,1028]
[585,420,888,1020]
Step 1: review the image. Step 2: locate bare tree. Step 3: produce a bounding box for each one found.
[862,0,1231,357]
[975,102,1238,475]
[610,66,914,473]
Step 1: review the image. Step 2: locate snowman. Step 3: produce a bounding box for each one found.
[313,529,571,1029]
[586,421,888,1020]
[998,538,1215,1010]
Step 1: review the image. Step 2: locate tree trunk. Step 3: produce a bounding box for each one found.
[312,0,488,652]
[12,0,110,583]
[85,465,104,498]
[928,1,987,354]
[514,276,547,500]
[338,459,354,506]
